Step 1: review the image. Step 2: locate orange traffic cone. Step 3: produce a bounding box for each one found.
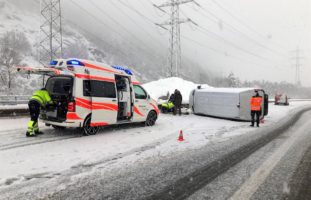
[178,130,184,141]
[260,118,265,124]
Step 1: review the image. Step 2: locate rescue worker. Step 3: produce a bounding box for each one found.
[26,88,53,137]
[173,89,182,116]
[250,90,262,127]
[161,93,175,113]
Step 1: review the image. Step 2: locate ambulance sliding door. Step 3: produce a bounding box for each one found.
[84,71,118,126]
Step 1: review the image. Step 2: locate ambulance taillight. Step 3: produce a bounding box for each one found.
[68,101,76,112]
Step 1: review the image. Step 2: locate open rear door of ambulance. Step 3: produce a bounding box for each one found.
[86,70,118,127]
[16,66,62,76]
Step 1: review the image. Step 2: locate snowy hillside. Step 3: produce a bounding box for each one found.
[143,77,211,104]
[0,0,212,95]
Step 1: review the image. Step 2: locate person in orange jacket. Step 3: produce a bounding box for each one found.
[250,91,262,127]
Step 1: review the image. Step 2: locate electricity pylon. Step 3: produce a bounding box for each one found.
[39,0,63,66]
[154,0,197,77]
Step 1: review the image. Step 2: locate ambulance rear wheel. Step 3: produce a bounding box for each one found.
[82,116,99,136]
[145,111,157,126]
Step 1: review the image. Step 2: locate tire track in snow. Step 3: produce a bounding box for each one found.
[0,135,79,151]
[0,128,80,151]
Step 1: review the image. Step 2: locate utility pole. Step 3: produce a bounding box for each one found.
[154,0,197,77]
[39,0,63,85]
[291,47,303,86]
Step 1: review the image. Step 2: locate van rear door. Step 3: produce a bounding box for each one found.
[84,71,118,127]
[16,66,62,76]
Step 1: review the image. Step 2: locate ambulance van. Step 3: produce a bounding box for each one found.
[17,59,159,135]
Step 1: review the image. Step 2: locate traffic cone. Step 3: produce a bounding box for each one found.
[260,118,265,124]
[178,130,184,141]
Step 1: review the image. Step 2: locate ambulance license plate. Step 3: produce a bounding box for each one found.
[47,111,57,118]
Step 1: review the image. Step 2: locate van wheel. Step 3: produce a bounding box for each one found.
[82,116,99,136]
[145,111,157,126]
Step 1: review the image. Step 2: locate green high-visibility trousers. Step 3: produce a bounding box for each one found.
[27,120,39,135]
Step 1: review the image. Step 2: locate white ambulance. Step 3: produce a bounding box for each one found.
[17,59,159,135]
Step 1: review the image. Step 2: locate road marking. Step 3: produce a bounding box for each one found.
[230,121,310,200]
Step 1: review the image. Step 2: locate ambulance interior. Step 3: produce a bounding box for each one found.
[44,76,73,122]
[115,75,133,121]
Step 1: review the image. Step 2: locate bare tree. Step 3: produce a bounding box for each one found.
[0,30,30,89]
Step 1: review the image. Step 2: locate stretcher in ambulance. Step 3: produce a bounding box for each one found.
[17,59,159,135]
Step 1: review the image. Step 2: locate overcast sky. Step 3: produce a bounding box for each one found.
[14,0,311,86]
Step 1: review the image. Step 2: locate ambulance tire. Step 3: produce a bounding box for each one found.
[82,115,99,136]
[145,111,157,126]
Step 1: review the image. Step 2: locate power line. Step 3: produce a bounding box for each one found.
[181,35,282,70]
[188,3,287,57]
[67,0,159,59]
[88,0,163,53]
[63,18,129,58]
[107,0,166,49]
[155,2,281,64]
[130,0,282,71]
[193,23,276,62]
[206,0,287,49]
[117,0,159,26]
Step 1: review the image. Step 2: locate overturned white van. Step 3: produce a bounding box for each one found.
[189,87,268,121]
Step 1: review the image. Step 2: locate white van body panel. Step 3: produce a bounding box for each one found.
[190,88,265,121]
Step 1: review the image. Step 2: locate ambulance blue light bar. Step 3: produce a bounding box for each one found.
[50,60,58,66]
[112,65,133,75]
[67,60,85,66]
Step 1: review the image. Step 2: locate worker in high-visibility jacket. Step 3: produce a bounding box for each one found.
[250,91,262,127]
[26,88,53,137]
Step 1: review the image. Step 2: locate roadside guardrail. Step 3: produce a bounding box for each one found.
[0,95,30,105]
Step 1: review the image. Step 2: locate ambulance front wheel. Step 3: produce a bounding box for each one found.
[145,111,157,126]
[82,115,99,136]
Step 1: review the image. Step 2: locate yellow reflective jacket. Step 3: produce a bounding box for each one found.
[30,89,53,107]
[161,101,174,109]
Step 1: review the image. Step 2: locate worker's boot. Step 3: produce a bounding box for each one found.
[33,121,43,135]
[26,121,36,137]
[26,131,36,137]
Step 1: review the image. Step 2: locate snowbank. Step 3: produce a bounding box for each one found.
[0,104,28,110]
[143,77,210,104]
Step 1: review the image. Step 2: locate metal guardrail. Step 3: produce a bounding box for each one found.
[0,95,30,105]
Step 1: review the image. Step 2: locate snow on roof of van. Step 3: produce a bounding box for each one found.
[143,77,211,104]
[196,87,256,94]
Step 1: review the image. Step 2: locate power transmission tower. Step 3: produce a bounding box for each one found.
[154,0,197,77]
[39,0,63,64]
[291,47,303,86]
[39,0,63,85]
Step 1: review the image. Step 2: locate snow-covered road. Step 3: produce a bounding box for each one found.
[0,102,310,199]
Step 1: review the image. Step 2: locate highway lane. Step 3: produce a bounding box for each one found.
[189,110,311,200]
